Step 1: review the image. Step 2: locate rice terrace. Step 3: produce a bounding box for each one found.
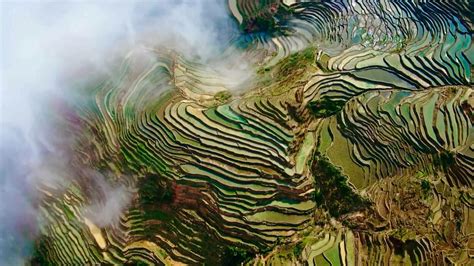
[1,0,473,265]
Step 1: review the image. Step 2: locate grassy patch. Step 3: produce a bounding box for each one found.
[277,47,315,77]
[62,203,75,220]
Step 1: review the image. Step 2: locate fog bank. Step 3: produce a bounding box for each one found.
[0,1,241,263]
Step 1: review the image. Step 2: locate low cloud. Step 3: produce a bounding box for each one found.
[81,170,133,228]
[0,0,247,263]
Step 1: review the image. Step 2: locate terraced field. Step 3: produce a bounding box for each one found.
[32,0,473,265]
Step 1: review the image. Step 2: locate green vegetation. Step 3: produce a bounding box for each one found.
[138,175,174,225]
[311,153,370,217]
[142,209,172,222]
[308,98,346,118]
[421,179,430,195]
[292,242,304,256]
[62,203,75,220]
[241,2,294,34]
[277,47,315,76]
[138,175,173,205]
[243,16,276,33]
[34,1,474,264]
[433,151,455,171]
[30,238,51,266]
[222,246,254,266]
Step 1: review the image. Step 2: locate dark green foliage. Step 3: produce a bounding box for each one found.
[243,16,276,33]
[311,153,370,217]
[138,175,173,206]
[308,98,346,118]
[292,242,304,256]
[313,188,323,205]
[30,238,51,266]
[433,151,455,171]
[222,246,254,266]
[142,209,172,222]
[138,175,174,229]
[241,3,294,34]
[341,219,358,228]
[421,179,430,194]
